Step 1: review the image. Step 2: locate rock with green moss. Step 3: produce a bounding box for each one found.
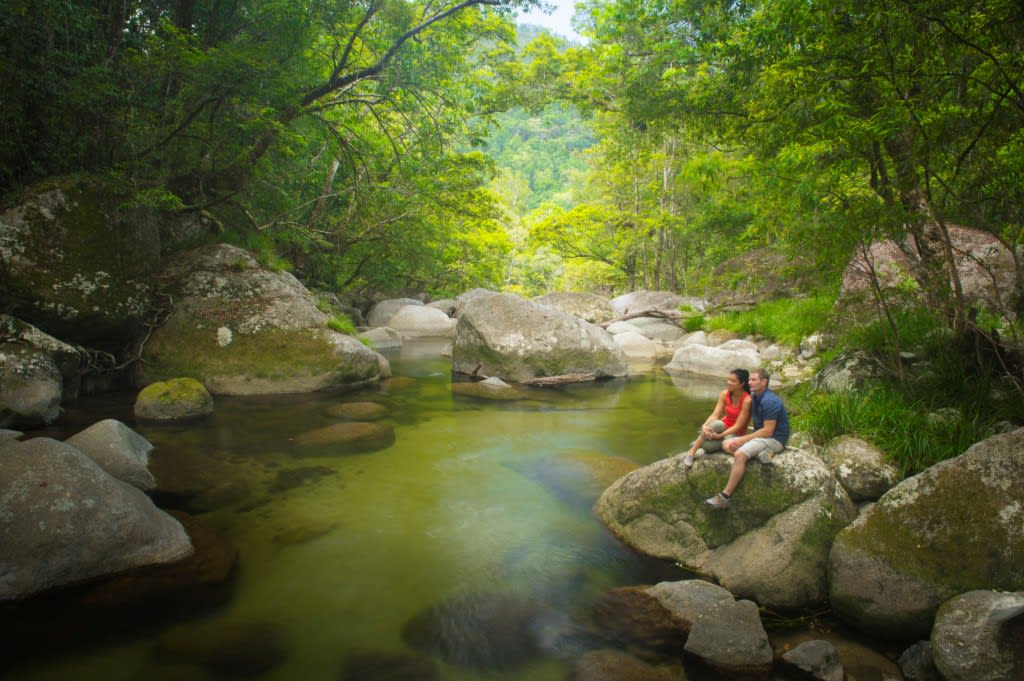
[136,244,389,395]
[135,377,214,422]
[451,293,628,383]
[0,180,158,345]
[594,446,856,610]
[828,427,1024,640]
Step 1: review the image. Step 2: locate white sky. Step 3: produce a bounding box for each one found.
[516,0,585,43]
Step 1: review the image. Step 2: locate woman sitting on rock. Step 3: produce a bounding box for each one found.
[682,368,752,467]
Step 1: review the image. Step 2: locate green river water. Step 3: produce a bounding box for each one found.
[4,340,905,681]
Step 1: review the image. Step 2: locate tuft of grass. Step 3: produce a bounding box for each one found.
[327,315,356,335]
[683,314,705,333]
[706,293,835,346]
[791,384,998,475]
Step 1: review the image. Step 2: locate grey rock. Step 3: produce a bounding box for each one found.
[645,579,735,633]
[532,291,616,324]
[822,435,901,502]
[366,298,424,327]
[684,599,773,677]
[65,419,157,491]
[931,590,1024,681]
[780,639,844,681]
[0,343,63,428]
[0,437,192,600]
[663,343,760,378]
[828,428,1024,639]
[610,291,686,316]
[899,640,941,681]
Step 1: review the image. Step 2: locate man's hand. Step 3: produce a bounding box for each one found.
[723,438,743,453]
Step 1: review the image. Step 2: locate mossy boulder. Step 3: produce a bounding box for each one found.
[451,293,628,383]
[134,378,214,422]
[828,427,1024,640]
[594,447,856,610]
[0,179,158,346]
[136,244,388,395]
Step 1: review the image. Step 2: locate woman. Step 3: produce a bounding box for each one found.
[682,368,752,467]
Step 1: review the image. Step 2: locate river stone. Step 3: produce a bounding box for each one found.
[451,376,526,400]
[0,342,63,428]
[325,401,389,421]
[930,590,1024,681]
[366,298,424,327]
[134,377,214,422]
[0,437,193,600]
[401,592,553,671]
[588,586,688,660]
[451,293,628,383]
[386,305,456,337]
[0,179,157,346]
[532,292,616,324]
[569,649,686,681]
[65,418,157,491]
[595,447,857,610]
[662,343,760,378]
[625,317,685,342]
[813,350,887,393]
[0,315,82,392]
[154,619,288,677]
[137,244,388,395]
[779,639,844,681]
[615,331,662,363]
[358,326,403,351]
[822,434,901,502]
[294,421,395,453]
[683,598,773,678]
[340,650,441,681]
[645,580,735,634]
[610,291,685,316]
[828,428,1024,639]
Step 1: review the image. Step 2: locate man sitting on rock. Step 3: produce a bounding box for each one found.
[705,367,790,510]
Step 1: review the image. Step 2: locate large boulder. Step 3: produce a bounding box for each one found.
[64,419,157,491]
[532,292,616,324]
[0,437,193,600]
[451,293,628,383]
[366,298,424,327]
[595,448,857,610]
[0,179,158,346]
[136,244,388,395]
[662,343,761,379]
[0,315,82,393]
[683,598,773,679]
[828,428,1024,639]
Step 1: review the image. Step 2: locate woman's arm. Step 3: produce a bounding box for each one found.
[700,391,728,437]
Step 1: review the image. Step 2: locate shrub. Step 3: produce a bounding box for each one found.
[327,315,356,335]
[706,292,835,346]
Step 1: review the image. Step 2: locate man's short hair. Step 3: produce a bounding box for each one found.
[752,367,771,384]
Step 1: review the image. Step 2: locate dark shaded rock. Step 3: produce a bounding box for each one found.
[645,579,735,635]
[340,649,441,681]
[569,649,686,681]
[268,466,337,493]
[294,421,395,454]
[587,586,688,661]
[401,592,553,671]
[899,640,941,681]
[154,620,288,678]
[779,639,844,681]
[325,401,390,421]
[0,342,63,427]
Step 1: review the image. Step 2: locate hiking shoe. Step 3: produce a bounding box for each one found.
[757,450,774,465]
[704,493,730,510]
[683,453,694,467]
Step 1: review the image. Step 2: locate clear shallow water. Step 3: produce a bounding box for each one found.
[5,342,905,680]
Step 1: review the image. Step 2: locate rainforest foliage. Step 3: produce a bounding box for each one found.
[3,0,1023,338]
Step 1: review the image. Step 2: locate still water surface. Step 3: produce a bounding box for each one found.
[8,341,903,680]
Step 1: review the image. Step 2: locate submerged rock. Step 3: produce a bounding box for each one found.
[154,619,288,678]
[294,421,395,454]
[340,650,441,681]
[569,649,685,681]
[325,401,390,421]
[401,592,554,671]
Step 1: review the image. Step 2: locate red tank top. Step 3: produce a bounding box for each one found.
[722,391,750,429]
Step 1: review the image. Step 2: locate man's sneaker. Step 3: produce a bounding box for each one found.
[704,493,730,510]
[757,450,774,465]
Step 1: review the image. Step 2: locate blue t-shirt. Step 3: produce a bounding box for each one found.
[752,389,789,446]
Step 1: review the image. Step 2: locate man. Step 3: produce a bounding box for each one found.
[704,367,789,510]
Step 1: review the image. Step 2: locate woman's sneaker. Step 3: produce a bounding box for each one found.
[683,448,705,468]
[704,493,730,510]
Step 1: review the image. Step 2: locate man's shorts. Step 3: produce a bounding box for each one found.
[737,437,784,461]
